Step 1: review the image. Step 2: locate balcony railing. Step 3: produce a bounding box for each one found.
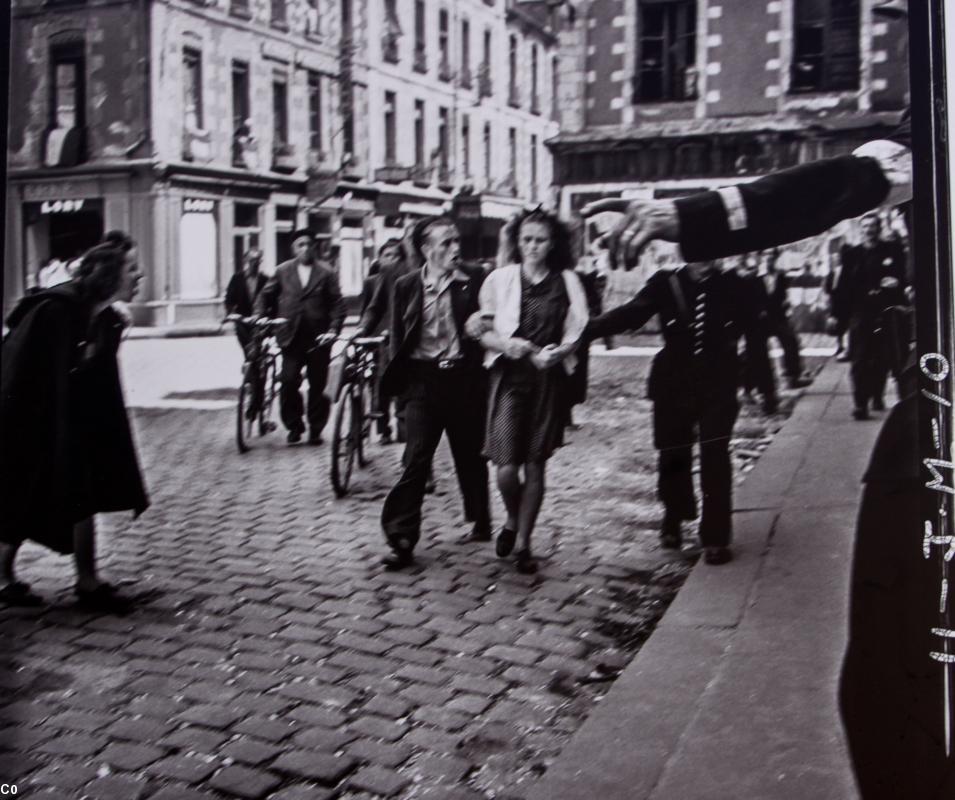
[477,63,492,98]
[272,142,297,173]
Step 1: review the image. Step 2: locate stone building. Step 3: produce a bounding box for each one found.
[4,0,564,325]
[550,0,908,232]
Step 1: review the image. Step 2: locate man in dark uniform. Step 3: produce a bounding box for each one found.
[586,261,758,565]
[734,255,779,415]
[379,217,491,569]
[225,248,268,418]
[838,213,908,419]
[255,230,345,445]
[583,4,955,795]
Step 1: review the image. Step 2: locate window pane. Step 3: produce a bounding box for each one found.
[55,63,78,128]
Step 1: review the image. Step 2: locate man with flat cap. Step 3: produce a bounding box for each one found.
[378,216,491,570]
[256,229,345,444]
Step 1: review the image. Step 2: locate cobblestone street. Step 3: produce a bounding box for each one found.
[0,349,803,800]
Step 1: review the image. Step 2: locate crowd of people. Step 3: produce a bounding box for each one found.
[0,200,911,606]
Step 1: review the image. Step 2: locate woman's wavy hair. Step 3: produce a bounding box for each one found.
[72,244,128,303]
[502,207,575,273]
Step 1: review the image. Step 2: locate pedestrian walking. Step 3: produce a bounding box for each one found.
[585,261,759,565]
[824,250,851,361]
[734,255,779,415]
[470,209,589,574]
[378,216,491,570]
[0,236,148,611]
[255,229,345,444]
[359,238,415,443]
[837,213,908,419]
[761,250,811,389]
[225,248,268,418]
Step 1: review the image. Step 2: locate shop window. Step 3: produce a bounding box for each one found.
[634,0,697,103]
[234,202,260,228]
[791,0,861,93]
[183,48,203,131]
[179,209,218,300]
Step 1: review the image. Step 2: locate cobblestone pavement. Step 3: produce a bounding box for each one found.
[0,354,807,800]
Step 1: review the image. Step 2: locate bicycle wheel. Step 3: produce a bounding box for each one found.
[331,383,359,496]
[259,356,279,436]
[236,364,256,454]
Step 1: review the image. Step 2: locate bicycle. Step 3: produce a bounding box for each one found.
[330,335,387,496]
[225,314,286,454]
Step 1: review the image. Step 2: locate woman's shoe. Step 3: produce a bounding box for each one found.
[515,549,538,575]
[703,546,733,566]
[496,527,517,557]
[0,581,43,607]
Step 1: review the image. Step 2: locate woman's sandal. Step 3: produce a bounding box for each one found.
[496,527,518,558]
[515,549,538,575]
[0,581,43,607]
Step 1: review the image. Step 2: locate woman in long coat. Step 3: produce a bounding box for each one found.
[0,239,148,610]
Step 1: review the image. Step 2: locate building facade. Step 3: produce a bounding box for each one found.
[550,0,909,246]
[4,0,562,325]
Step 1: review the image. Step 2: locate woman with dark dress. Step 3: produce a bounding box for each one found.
[470,210,589,573]
[0,236,148,611]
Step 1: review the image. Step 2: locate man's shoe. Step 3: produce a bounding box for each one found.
[703,546,733,566]
[0,581,43,607]
[495,527,518,556]
[788,375,812,389]
[308,432,324,446]
[660,516,682,550]
[466,524,493,543]
[287,429,303,444]
[381,551,415,571]
[852,407,870,421]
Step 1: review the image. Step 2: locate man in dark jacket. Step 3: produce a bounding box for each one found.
[838,213,908,419]
[586,262,759,565]
[761,249,810,389]
[255,230,345,444]
[379,217,491,569]
[225,248,268,418]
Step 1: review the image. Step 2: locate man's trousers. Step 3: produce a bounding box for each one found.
[653,394,739,548]
[279,333,332,435]
[381,363,490,553]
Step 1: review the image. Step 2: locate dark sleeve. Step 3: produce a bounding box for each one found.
[255,273,279,317]
[675,155,891,262]
[326,271,346,335]
[585,276,659,339]
[224,275,240,315]
[359,274,389,337]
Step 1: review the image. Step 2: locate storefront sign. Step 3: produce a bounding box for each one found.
[184,198,215,213]
[40,199,86,214]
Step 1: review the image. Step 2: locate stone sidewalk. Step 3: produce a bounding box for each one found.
[0,353,809,800]
[527,357,880,800]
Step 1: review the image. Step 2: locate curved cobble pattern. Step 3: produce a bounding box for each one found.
[0,355,803,800]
